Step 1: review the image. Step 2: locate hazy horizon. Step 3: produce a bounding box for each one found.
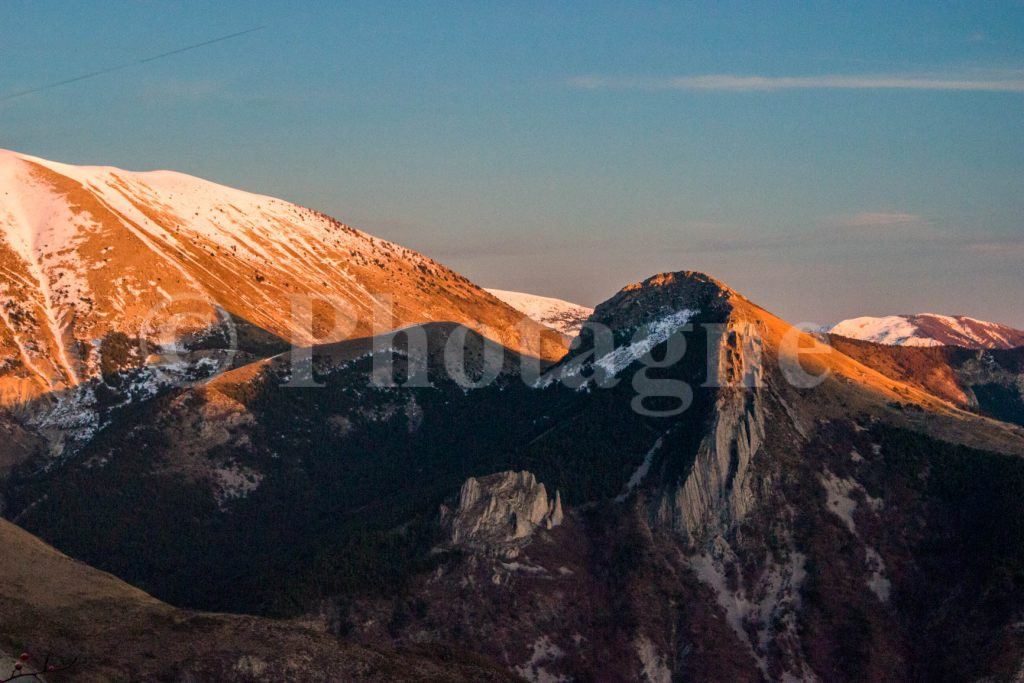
[2,2,1022,327]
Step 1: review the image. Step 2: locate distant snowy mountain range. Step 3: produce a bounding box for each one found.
[484,288,593,336]
[485,289,1024,352]
[829,313,1024,349]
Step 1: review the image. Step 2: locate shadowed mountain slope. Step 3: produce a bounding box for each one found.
[0,517,518,681]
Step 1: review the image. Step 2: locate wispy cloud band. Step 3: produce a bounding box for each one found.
[569,74,1024,92]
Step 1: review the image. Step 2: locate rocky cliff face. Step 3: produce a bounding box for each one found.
[441,470,563,558]
[656,319,768,542]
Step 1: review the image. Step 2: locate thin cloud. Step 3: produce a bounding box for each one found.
[957,236,1024,255]
[824,212,1024,254]
[672,221,797,253]
[823,212,944,245]
[568,73,1024,93]
[832,212,931,231]
[642,221,802,253]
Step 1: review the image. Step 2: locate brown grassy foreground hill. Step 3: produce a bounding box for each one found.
[0,518,517,681]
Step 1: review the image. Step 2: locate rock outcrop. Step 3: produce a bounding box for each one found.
[441,470,563,557]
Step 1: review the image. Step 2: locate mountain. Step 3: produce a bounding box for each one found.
[0,149,567,474]
[0,149,565,406]
[0,517,515,681]
[7,270,1024,680]
[484,288,593,336]
[830,313,1024,349]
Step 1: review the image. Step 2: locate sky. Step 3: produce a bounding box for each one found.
[1,2,1022,327]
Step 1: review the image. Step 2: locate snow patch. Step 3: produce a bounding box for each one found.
[213,462,263,505]
[829,313,1024,350]
[615,435,664,502]
[580,308,697,382]
[819,469,890,602]
[864,547,891,602]
[485,288,593,336]
[820,470,859,535]
[830,316,941,347]
[634,635,671,683]
[516,636,568,683]
[691,536,810,678]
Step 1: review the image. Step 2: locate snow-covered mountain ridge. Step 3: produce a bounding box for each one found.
[0,149,565,404]
[484,288,593,336]
[829,313,1024,349]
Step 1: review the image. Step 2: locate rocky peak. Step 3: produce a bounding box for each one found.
[589,271,735,333]
[441,470,563,558]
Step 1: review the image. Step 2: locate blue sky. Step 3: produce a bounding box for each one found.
[2,2,1022,326]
